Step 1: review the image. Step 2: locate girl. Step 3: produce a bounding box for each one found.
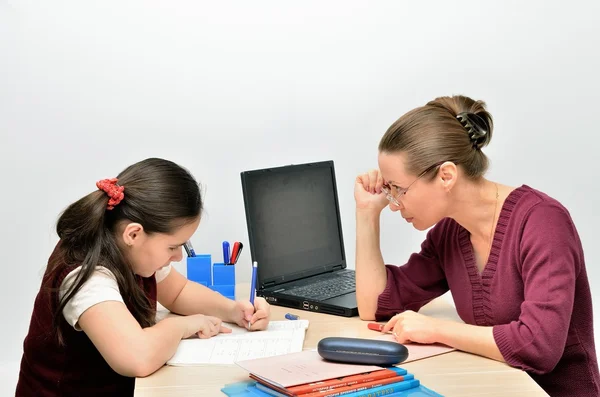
[16,158,271,396]
[355,95,599,396]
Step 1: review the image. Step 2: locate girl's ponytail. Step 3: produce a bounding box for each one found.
[50,158,202,344]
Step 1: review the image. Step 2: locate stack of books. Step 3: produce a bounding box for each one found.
[221,351,443,397]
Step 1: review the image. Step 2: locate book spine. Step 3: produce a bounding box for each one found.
[339,379,420,397]
[288,368,407,395]
[250,375,295,397]
[255,382,294,397]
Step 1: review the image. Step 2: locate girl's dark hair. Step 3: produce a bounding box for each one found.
[378,95,494,179]
[50,158,202,343]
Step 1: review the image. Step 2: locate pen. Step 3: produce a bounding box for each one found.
[285,313,299,320]
[183,243,191,257]
[230,241,241,265]
[249,261,258,327]
[184,241,196,257]
[233,242,243,264]
[222,241,230,265]
[368,322,386,332]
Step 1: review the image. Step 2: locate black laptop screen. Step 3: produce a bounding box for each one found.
[241,162,345,287]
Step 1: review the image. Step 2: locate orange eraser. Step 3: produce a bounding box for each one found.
[367,322,384,331]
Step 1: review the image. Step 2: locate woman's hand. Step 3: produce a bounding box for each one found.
[228,297,271,331]
[381,310,443,344]
[355,169,389,213]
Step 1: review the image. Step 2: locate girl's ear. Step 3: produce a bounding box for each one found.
[122,223,144,247]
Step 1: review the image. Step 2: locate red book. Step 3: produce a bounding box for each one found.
[301,375,410,397]
[250,367,404,396]
[289,368,404,394]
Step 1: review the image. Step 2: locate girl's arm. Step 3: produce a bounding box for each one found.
[157,267,271,329]
[157,267,236,320]
[78,301,227,377]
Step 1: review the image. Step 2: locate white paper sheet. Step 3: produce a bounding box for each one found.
[166,320,309,365]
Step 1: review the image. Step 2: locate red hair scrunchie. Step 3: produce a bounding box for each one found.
[96,178,125,210]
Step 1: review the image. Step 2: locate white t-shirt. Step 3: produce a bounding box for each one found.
[59,264,172,331]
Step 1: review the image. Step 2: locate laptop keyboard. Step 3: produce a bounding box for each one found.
[281,272,355,301]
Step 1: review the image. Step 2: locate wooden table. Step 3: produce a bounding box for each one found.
[135,285,548,396]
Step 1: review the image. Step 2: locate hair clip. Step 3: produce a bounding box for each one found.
[456,112,489,149]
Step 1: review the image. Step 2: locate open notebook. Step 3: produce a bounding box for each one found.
[166,320,309,365]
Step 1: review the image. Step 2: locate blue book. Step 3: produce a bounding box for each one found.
[254,374,416,397]
[221,379,444,397]
[386,385,444,396]
[340,379,420,397]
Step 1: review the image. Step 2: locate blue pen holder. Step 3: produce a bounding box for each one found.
[187,254,212,286]
[213,262,234,285]
[186,256,235,300]
[211,262,235,300]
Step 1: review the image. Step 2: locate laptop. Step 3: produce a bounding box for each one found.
[240,160,358,317]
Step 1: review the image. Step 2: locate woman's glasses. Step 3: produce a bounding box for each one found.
[381,161,447,206]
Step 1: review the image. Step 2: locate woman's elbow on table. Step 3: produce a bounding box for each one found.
[506,353,561,376]
[356,292,380,321]
[358,308,376,321]
[494,325,563,376]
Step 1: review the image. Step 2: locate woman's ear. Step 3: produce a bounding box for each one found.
[122,223,144,247]
[439,162,458,192]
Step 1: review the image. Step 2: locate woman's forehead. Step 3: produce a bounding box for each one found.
[378,152,409,184]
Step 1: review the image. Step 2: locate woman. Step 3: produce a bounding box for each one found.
[355,95,599,396]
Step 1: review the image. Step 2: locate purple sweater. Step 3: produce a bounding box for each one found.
[375,185,599,396]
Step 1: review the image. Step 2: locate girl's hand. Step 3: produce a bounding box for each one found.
[355,170,389,213]
[182,314,232,339]
[229,297,271,331]
[381,310,443,344]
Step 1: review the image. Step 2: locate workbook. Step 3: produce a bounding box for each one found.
[166,320,309,365]
[236,350,382,388]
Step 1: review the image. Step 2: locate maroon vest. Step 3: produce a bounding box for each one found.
[16,244,157,397]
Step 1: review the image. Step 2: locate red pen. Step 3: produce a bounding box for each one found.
[230,242,241,264]
[367,322,385,332]
[233,242,244,264]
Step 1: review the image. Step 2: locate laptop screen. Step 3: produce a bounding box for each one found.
[241,161,346,288]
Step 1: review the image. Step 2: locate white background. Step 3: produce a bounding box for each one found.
[1,1,599,394]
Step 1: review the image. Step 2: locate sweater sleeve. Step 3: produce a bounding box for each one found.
[375,224,449,321]
[493,202,582,375]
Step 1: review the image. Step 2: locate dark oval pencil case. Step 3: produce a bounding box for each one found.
[317,337,409,366]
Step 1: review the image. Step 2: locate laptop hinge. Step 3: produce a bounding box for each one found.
[263,281,276,289]
[333,265,344,271]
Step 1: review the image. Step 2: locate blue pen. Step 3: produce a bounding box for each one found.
[186,241,196,257]
[183,241,196,257]
[285,313,299,320]
[183,242,192,257]
[249,261,258,327]
[222,241,230,264]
